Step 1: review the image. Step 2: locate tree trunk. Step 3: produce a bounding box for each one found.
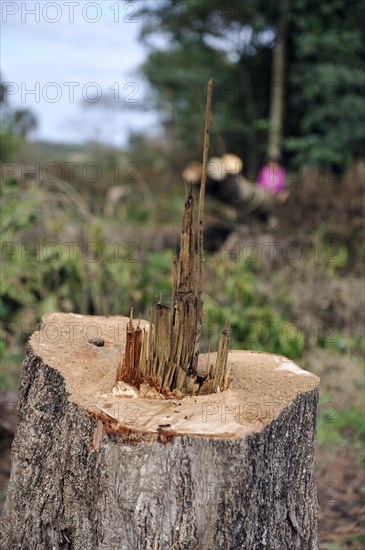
[2,313,319,550]
[267,2,289,162]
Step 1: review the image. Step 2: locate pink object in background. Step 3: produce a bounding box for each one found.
[257,163,286,193]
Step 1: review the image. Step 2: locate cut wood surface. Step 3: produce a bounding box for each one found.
[2,312,320,550]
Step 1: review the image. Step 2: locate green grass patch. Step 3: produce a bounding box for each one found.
[318,392,365,455]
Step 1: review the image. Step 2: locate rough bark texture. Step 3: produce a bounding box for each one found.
[2,314,319,550]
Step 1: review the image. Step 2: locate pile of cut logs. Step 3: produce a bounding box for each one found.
[182,154,273,219]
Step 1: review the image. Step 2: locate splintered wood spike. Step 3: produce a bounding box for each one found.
[119,79,230,396]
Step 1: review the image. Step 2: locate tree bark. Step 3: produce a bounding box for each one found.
[267,1,289,162]
[2,313,319,550]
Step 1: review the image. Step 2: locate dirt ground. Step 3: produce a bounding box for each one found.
[317,443,364,548]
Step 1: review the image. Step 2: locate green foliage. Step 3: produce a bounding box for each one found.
[319,331,365,355]
[203,258,305,359]
[0,175,176,386]
[0,177,174,320]
[0,131,19,162]
[285,0,365,168]
[0,337,23,390]
[141,42,266,159]
[139,2,272,169]
[0,485,8,501]
[1,167,308,394]
[139,0,365,172]
[318,392,365,454]
[0,76,38,161]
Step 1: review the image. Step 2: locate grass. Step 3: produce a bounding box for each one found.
[318,391,365,457]
[0,486,8,502]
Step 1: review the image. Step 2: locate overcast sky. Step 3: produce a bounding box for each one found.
[1,0,159,146]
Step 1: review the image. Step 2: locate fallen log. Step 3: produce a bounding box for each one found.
[182,157,274,219]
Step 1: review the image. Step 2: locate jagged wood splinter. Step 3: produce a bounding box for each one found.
[119,79,230,396]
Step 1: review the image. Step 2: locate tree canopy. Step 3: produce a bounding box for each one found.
[138,0,365,173]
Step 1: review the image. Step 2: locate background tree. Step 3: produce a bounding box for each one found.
[285,0,365,170]
[138,0,365,174]
[139,0,275,177]
[0,77,38,162]
[266,0,289,162]
[9,109,38,141]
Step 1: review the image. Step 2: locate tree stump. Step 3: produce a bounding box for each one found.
[2,313,319,550]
